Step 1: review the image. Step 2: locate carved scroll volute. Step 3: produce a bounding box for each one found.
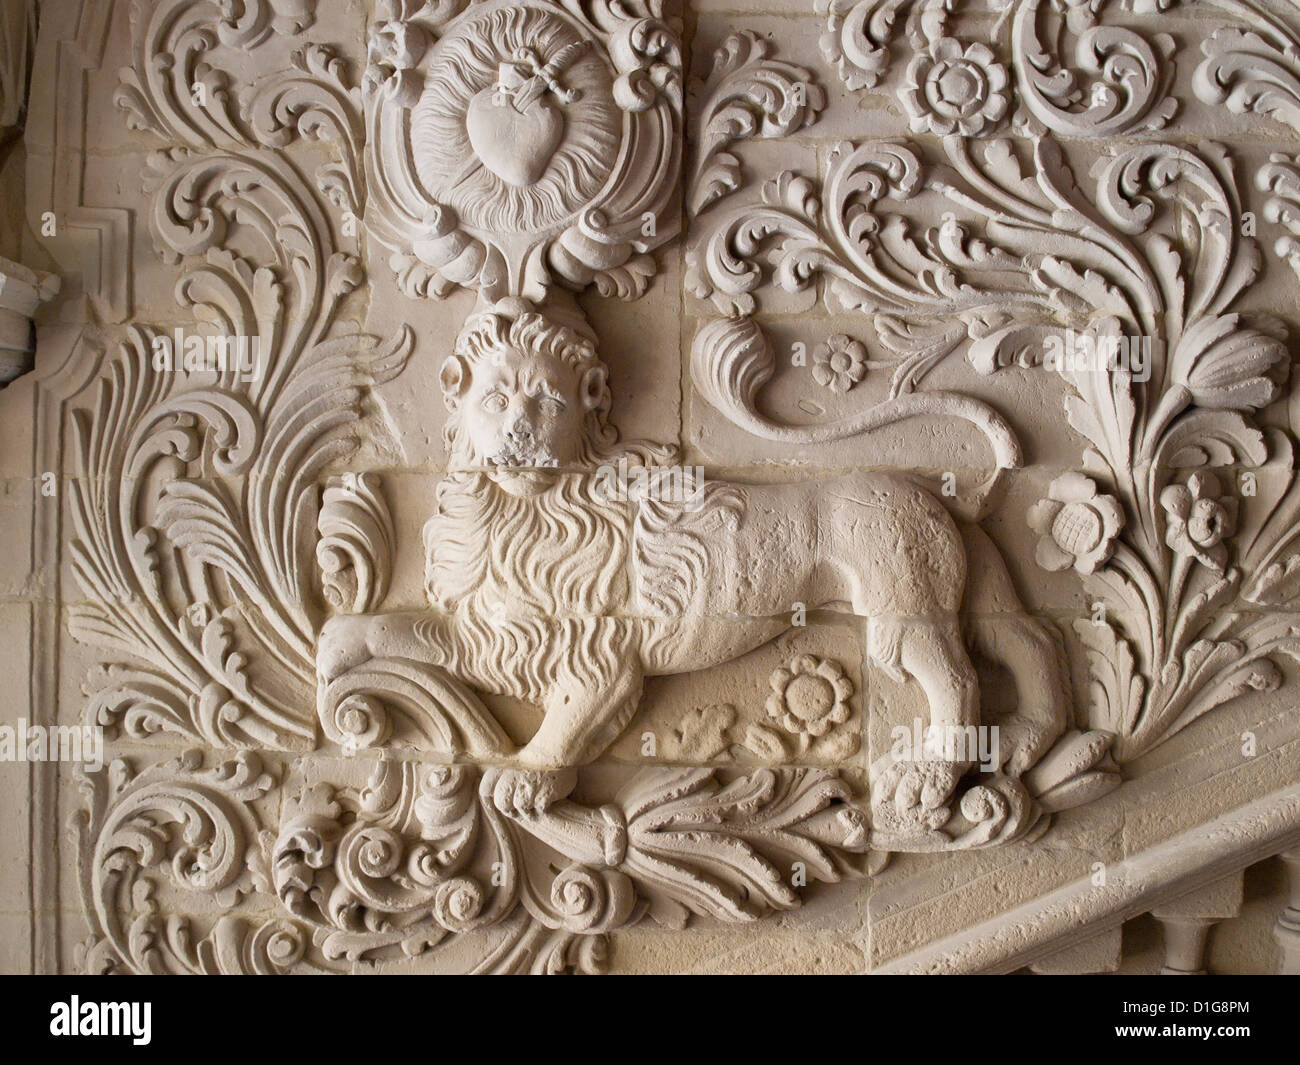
[363,0,683,302]
[316,473,396,615]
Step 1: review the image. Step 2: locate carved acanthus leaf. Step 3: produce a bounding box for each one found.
[316,474,397,615]
[690,31,825,215]
[77,750,293,975]
[270,758,871,965]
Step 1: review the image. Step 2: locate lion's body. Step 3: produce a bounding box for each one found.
[316,303,1067,790]
[314,468,1060,769]
[424,469,966,621]
[631,473,966,620]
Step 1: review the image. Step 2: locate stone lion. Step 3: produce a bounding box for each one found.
[318,299,1068,822]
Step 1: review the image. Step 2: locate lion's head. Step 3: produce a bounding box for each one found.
[427,299,699,627]
[439,298,621,474]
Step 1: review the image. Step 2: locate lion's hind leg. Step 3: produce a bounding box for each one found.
[868,614,978,827]
[958,523,1069,776]
[869,614,980,734]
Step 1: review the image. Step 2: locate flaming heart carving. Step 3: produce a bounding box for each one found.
[465,41,590,188]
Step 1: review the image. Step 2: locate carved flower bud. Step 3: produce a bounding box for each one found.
[1170,314,1285,411]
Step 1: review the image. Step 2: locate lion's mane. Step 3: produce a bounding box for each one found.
[425,471,633,616]
[423,470,746,700]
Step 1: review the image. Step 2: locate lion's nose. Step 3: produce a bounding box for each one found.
[505,416,531,441]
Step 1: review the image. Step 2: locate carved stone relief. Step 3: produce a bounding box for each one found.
[3,0,1300,976]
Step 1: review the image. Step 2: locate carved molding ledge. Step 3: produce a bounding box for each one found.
[878,783,1300,974]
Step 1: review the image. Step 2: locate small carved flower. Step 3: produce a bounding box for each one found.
[766,655,854,739]
[1028,473,1125,574]
[812,335,868,393]
[1161,471,1237,573]
[900,38,1010,137]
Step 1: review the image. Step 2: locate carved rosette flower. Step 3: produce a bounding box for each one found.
[1161,472,1238,573]
[900,38,1010,137]
[1029,473,1125,574]
[766,656,854,739]
[812,334,868,392]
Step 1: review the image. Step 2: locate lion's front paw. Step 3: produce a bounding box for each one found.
[870,759,966,836]
[316,614,375,683]
[490,767,577,819]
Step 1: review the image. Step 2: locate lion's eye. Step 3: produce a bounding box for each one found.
[538,396,564,418]
[482,392,508,413]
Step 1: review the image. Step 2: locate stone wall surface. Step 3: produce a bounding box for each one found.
[0,0,1298,975]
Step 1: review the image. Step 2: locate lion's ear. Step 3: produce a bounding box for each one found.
[440,355,468,411]
[578,365,608,412]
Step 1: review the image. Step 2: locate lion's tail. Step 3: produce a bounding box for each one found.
[691,317,1021,519]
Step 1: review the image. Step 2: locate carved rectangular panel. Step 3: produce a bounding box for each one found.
[1,0,1299,976]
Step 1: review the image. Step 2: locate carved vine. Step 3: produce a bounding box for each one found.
[72,0,412,967]
[269,759,871,968]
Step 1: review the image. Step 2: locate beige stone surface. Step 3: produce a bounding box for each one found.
[0,0,1298,975]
